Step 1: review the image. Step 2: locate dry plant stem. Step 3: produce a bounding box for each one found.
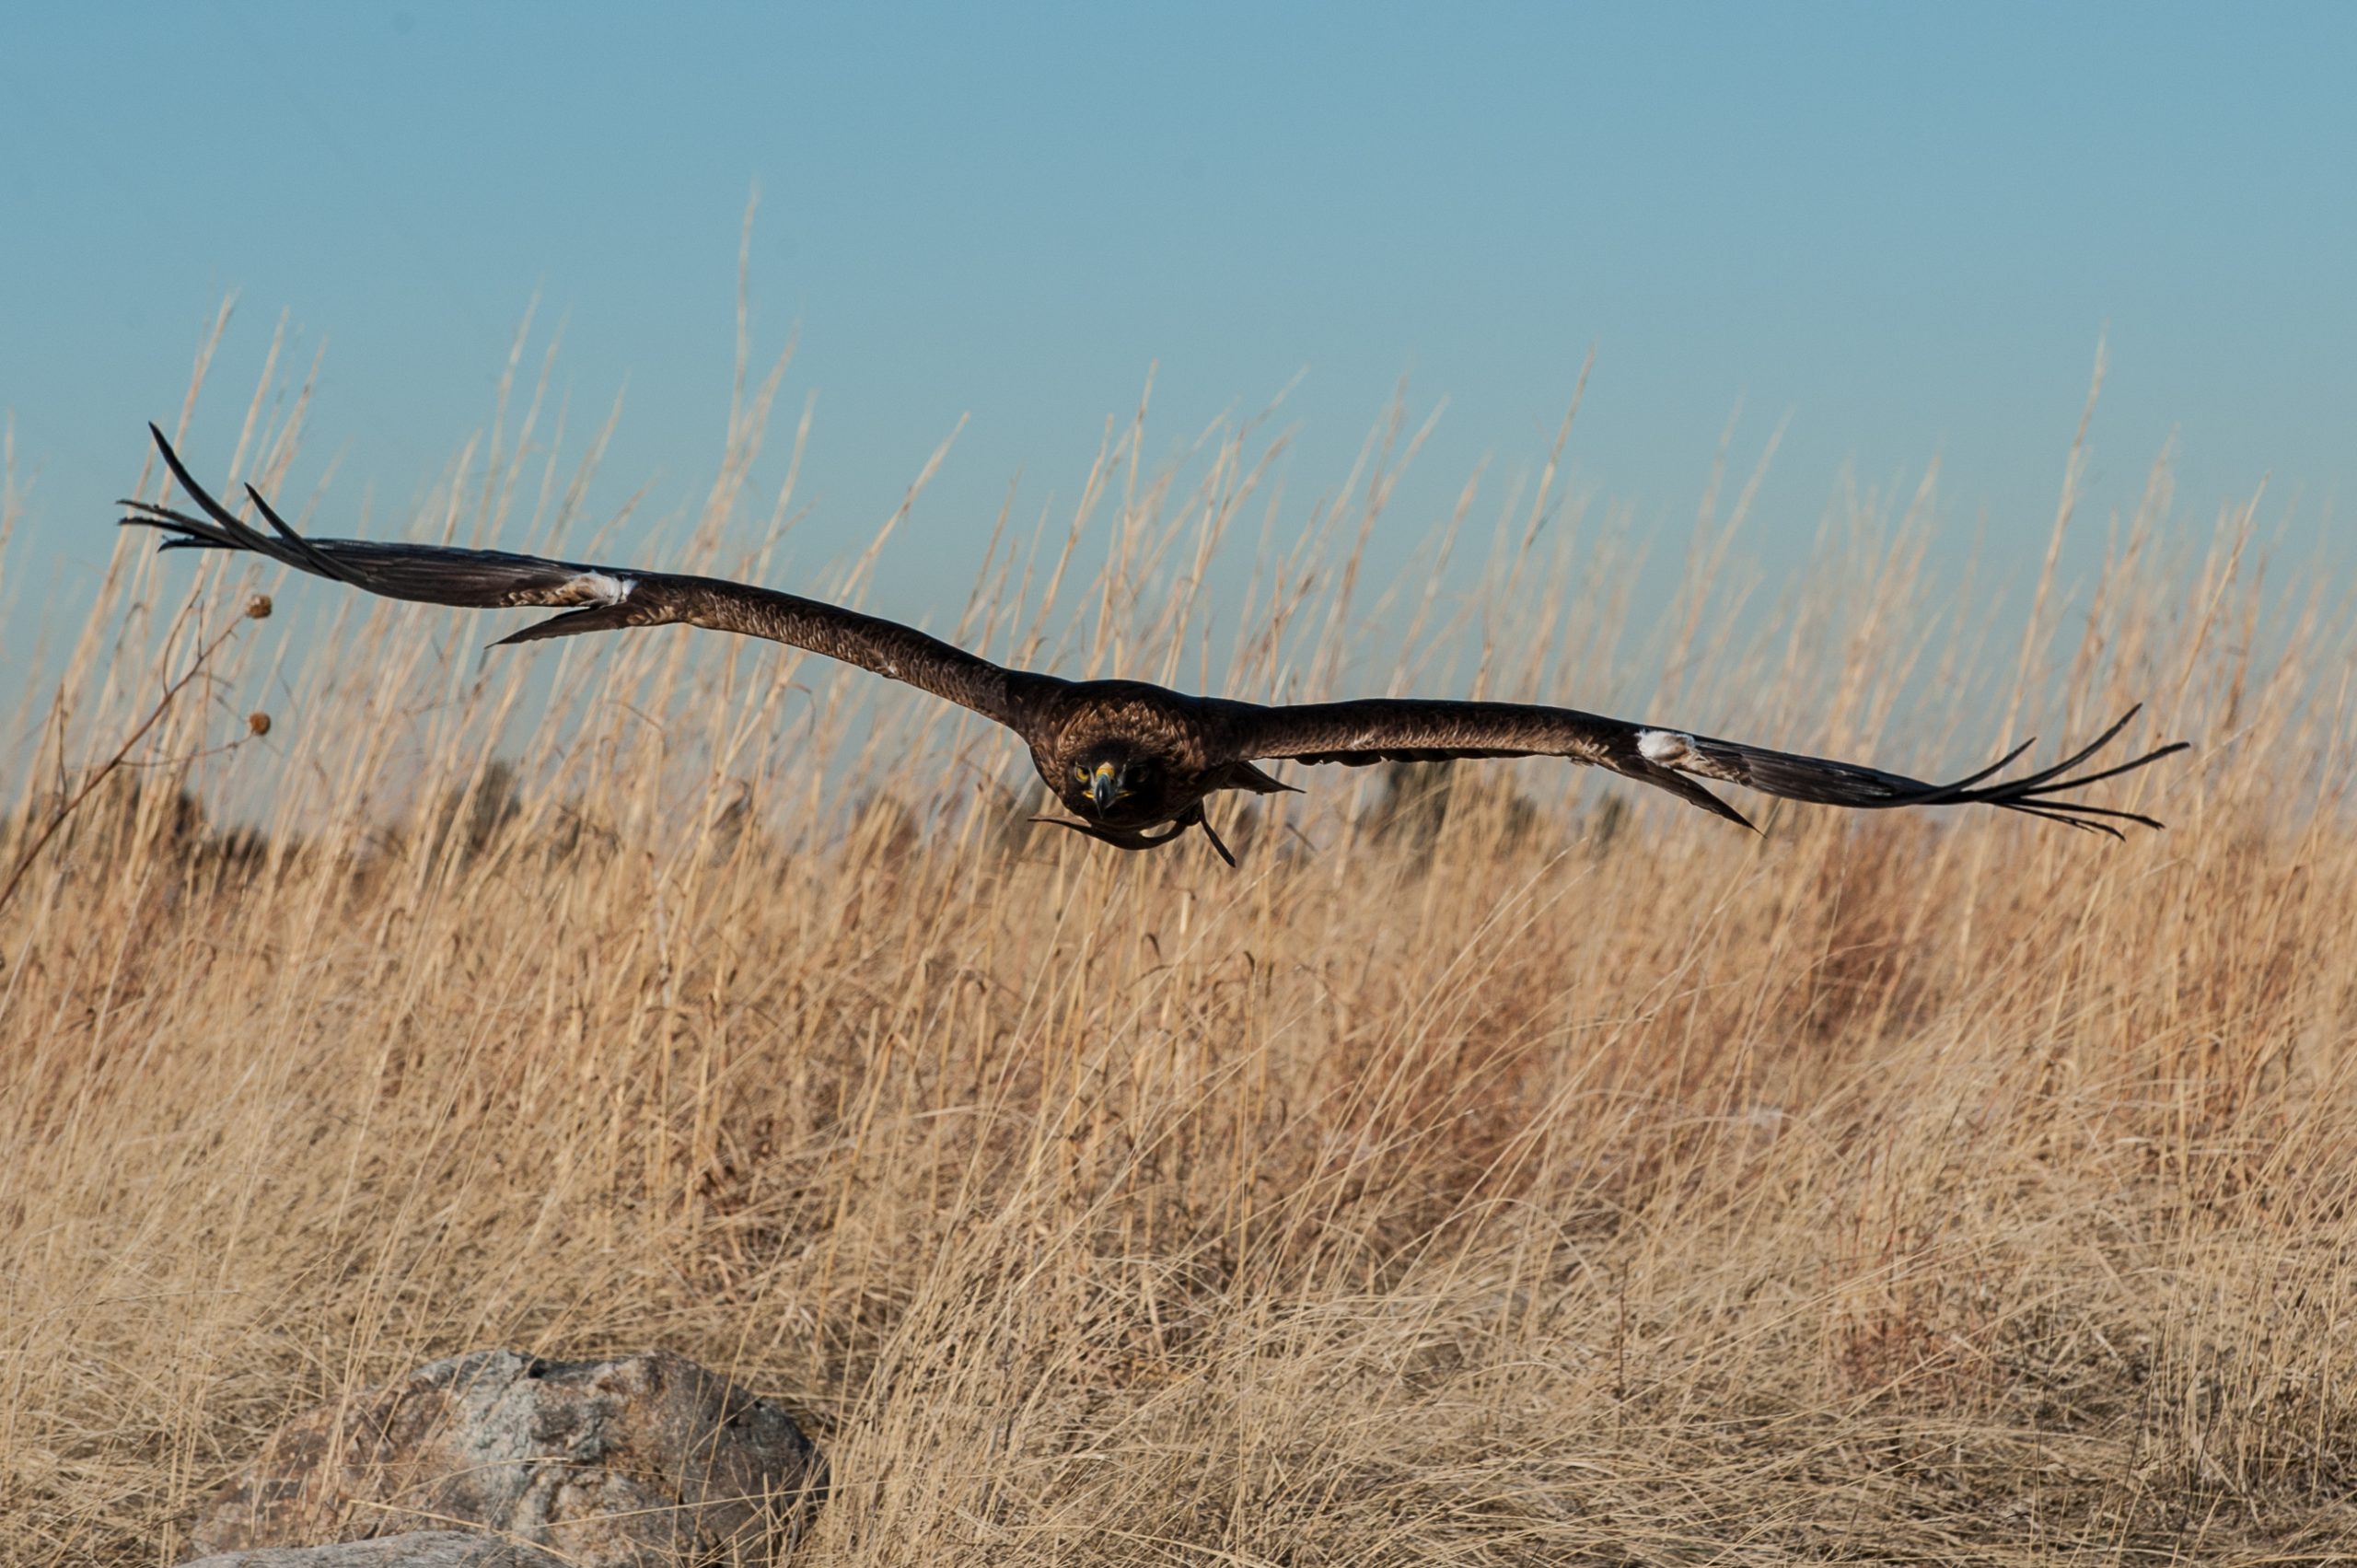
[0,610,250,918]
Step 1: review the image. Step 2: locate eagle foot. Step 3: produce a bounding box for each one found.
[1030,804,1236,866]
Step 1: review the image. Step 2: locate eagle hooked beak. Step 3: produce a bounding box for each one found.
[1089,761,1120,813]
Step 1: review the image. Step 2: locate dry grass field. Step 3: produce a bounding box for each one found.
[4,332,2352,1565]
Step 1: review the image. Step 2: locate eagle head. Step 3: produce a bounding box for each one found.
[1070,742,1158,817]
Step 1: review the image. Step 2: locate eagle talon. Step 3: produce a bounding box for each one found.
[1190,807,1237,867]
[1028,815,1191,854]
[1029,810,1237,864]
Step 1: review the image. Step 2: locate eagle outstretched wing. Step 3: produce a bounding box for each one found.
[1225,697,2185,837]
[121,426,1025,726]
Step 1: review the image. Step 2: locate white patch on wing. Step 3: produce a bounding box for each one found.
[1637,728,1701,767]
[553,572,633,606]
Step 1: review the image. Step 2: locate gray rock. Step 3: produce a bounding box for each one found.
[181,1531,568,1567]
[187,1351,825,1567]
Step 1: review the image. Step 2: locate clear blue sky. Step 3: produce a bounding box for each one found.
[6,3,2353,679]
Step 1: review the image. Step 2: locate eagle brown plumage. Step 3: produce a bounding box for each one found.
[122,426,2188,865]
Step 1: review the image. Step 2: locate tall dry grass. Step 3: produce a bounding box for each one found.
[3,314,2353,1566]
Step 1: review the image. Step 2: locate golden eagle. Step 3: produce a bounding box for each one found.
[123,427,2185,865]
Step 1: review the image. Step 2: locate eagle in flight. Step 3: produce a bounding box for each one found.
[124,427,2184,865]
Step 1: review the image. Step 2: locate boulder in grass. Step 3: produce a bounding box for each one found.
[188,1350,825,1567]
[180,1530,568,1567]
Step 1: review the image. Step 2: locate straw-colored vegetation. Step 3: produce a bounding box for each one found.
[4,314,2351,1566]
